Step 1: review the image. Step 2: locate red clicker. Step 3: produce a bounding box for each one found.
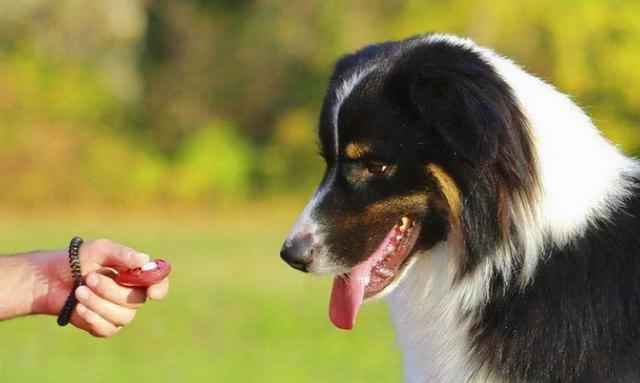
[113,259,171,287]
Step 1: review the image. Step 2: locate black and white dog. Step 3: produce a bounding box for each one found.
[280,34,640,382]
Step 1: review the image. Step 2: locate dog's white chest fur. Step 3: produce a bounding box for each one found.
[387,243,499,383]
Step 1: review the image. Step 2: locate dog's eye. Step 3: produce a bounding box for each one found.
[366,162,388,175]
[342,161,391,184]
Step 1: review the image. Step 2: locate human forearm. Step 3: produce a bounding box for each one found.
[0,249,66,320]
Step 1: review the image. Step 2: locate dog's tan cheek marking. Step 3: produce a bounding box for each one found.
[364,194,429,218]
[337,194,428,230]
[427,164,464,256]
[344,142,370,159]
[335,195,427,256]
[337,211,361,231]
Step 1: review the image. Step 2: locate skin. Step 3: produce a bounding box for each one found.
[0,239,169,337]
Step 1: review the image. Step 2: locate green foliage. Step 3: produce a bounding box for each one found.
[78,134,169,205]
[0,0,639,208]
[260,109,324,196]
[169,121,254,203]
[0,47,122,132]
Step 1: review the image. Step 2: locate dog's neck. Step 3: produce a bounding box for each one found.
[387,243,497,383]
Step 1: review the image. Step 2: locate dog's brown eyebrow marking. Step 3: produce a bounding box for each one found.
[344,142,371,159]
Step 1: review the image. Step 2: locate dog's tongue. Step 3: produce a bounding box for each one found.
[327,219,415,331]
[328,224,402,330]
[329,264,369,330]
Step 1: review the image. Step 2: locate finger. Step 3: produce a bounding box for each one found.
[85,272,147,309]
[73,303,122,338]
[70,308,112,337]
[81,239,150,270]
[146,278,169,301]
[70,308,92,333]
[75,286,137,327]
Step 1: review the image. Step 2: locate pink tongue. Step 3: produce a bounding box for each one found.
[328,242,393,329]
[328,225,402,330]
[329,269,367,330]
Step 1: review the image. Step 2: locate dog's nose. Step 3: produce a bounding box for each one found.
[280,233,314,272]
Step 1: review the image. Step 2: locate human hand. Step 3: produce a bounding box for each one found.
[37,239,169,337]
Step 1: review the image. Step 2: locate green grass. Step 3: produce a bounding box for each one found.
[0,206,403,383]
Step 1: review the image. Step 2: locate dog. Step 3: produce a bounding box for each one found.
[280,34,640,382]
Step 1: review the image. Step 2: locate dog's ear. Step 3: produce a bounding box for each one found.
[402,46,517,165]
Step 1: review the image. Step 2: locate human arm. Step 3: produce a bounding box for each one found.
[0,239,169,337]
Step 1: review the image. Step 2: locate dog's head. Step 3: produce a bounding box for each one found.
[280,35,538,329]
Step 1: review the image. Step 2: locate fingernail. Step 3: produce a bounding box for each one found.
[125,250,137,262]
[86,273,99,288]
[76,286,90,301]
[76,304,86,315]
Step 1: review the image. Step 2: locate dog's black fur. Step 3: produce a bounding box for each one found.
[474,194,640,382]
[282,34,640,382]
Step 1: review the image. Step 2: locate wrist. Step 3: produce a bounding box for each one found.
[30,249,71,316]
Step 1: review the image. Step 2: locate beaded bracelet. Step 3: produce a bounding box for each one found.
[56,236,84,326]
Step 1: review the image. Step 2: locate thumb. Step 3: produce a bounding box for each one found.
[82,239,150,271]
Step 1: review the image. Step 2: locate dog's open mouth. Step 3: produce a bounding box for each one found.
[329,217,420,330]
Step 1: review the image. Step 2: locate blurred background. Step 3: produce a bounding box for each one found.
[0,1,639,382]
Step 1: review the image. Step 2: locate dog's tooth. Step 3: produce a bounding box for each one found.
[399,217,413,232]
[376,267,393,277]
[395,235,403,241]
[386,244,397,253]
